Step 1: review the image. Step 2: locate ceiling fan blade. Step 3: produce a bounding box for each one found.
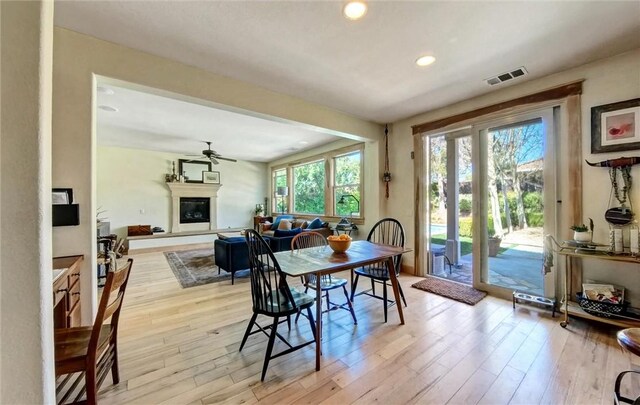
[210,157,219,165]
[216,157,237,162]
[186,154,206,157]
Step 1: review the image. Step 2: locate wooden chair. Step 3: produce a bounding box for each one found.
[54,258,134,405]
[350,218,407,322]
[291,232,357,325]
[614,328,640,404]
[239,229,317,381]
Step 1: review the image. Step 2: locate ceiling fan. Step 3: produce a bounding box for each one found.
[186,141,237,165]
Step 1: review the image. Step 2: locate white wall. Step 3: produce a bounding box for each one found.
[97,145,267,238]
[0,1,55,402]
[389,49,640,300]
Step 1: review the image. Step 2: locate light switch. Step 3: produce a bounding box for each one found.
[140,208,145,214]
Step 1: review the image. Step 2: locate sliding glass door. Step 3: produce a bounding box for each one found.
[424,108,556,298]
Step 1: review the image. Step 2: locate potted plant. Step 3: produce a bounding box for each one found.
[254,204,264,216]
[571,218,593,243]
[488,231,502,257]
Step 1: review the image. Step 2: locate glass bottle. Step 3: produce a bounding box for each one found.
[630,221,639,256]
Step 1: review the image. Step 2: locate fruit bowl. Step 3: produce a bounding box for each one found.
[327,235,352,253]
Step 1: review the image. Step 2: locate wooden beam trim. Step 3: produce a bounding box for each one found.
[412,81,583,135]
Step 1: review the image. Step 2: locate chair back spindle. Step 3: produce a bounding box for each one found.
[367,218,405,274]
[291,232,328,285]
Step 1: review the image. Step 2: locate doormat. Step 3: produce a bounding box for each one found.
[164,249,249,288]
[411,276,487,305]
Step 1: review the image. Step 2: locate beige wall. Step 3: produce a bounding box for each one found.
[97,145,268,238]
[52,27,382,322]
[389,49,640,299]
[1,1,55,402]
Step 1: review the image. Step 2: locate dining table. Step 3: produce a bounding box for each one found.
[273,240,411,371]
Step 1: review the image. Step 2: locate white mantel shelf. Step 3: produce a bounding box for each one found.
[166,182,222,233]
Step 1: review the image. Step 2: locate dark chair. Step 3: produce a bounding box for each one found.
[350,218,407,323]
[292,232,357,326]
[239,229,317,381]
[214,237,249,285]
[54,258,134,405]
[614,328,640,404]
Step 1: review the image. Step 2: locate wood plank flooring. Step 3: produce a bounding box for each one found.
[94,245,639,404]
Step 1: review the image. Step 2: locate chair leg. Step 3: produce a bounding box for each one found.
[398,282,407,307]
[110,343,120,384]
[306,307,317,342]
[342,285,357,324]
[383,280,388,323]
[85,366,98,405]
[261,317,279,382]
[295,309,302,323]
[371,278,376,296]
[350,274,360,301]
[239,313,257,352]
[325,290,331,312]
[287,315,291,331]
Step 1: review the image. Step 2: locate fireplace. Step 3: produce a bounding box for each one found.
[167,183,221,233]
[180,197,210,224]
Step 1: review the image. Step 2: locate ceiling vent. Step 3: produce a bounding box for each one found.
[485,67,528,86]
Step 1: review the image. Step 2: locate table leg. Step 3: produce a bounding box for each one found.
[315,271,322,371]
[561,256,569,328]
[387,257,405,325]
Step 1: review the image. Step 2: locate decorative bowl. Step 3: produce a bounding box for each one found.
[328,237,351,253]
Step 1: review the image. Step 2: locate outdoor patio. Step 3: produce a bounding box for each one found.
[431,228,545,296]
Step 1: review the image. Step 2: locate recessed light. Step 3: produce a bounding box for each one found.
[415,55,436,67]
[97,86,114,95]
[343,1,367,20]
[98,105,118,112]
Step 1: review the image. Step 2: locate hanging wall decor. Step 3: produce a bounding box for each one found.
[586,156,640,225]
[383,124,391,198]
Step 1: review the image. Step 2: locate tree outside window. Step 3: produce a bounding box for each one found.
[273,168,287,213]
[334,151,361,217]
[293,160,325,215]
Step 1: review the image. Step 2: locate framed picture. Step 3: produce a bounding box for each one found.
[52,188,73,205]
[178,159,212,183]
[591,98,640,153]
[203,171,220,184]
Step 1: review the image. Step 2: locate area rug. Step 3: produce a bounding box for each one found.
[164,249,249,288]
[411,276,487,305]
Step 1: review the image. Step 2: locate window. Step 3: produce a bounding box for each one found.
[293,160,325,215]
[270,144,364,219]
[272,168,287,213]
[334,151,361,217]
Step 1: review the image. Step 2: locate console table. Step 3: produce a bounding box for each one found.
[53,255,84,328]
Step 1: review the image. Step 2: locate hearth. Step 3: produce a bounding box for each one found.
[180,197,210,224]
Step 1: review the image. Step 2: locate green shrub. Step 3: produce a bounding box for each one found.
[458,216,494,238]
[526,212,544,227]
[459,198,471,215]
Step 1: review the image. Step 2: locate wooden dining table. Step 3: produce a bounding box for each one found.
[273,240,411,371]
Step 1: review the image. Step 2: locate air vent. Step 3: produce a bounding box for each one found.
[485,67,528,86]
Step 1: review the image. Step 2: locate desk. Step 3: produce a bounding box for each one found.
[274,240,410,370]
[53,255,84,328]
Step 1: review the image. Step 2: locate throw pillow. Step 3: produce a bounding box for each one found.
[271,215,293,230]
[274,228,302,237]
[261,222,272,232]
[278,219,292,230]
[307,217,323,229]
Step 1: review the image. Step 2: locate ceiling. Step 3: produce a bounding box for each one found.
[96,83,342,162]
[55,1,640,124]
[64,2,640,159]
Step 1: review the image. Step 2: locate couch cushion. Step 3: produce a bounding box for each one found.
[307,217,323,229]
[292,219,308,229]
[274,228,303,237]
[271,215,294,230]
[278,219,292,230]
[223,237,246,243]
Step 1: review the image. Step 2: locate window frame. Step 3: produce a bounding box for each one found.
[269,144,364,223]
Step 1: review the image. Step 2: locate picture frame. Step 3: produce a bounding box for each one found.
[591,98,640,154]
[178,159,212,183]
[203,171,220,184]
[52,188,73,205]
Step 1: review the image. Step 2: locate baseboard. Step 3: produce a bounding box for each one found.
[129,242,214,255]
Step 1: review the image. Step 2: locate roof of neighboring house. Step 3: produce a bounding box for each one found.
[518,158,544,173]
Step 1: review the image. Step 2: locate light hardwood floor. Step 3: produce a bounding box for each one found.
[96,245,639,404]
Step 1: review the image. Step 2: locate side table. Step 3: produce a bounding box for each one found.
[253,216,273,232]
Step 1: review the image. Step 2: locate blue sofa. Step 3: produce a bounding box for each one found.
[214,234,297,284]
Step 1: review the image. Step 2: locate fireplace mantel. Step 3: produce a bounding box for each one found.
[166,182,222,232]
